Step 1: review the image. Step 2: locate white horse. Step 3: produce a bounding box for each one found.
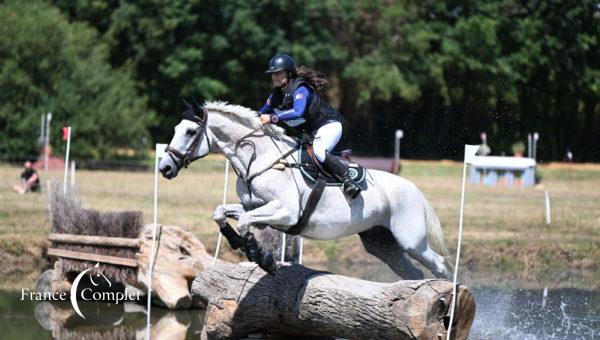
[159,100,450,279]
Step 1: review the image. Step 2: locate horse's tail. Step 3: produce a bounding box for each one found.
[423,195,450,257]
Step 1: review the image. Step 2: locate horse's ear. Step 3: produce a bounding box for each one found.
[182,97,193,111]
[189,96,204,115]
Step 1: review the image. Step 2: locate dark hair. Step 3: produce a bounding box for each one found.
[296,66,329,91]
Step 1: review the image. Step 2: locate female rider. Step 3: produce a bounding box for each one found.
[258,53,361,199]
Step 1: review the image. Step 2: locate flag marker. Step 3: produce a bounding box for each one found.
[446,144,479,340]
[62,127,71,194]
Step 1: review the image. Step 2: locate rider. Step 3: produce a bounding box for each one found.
[258,53,361,199]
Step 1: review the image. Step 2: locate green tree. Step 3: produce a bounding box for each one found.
[0,0,152,160]
[48,0,600,161]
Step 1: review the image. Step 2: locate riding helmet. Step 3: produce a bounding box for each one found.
[265,53,297,74]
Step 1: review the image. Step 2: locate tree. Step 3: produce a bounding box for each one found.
[47,0,600,161]
[0,0,152,160]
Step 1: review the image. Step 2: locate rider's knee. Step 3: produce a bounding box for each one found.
[313,146,327,163]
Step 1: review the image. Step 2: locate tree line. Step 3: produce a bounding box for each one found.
[1,0,598,161]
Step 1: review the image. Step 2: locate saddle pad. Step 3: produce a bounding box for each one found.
[295,148,367,187]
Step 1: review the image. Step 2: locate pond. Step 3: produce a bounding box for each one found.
[1,286,598,339]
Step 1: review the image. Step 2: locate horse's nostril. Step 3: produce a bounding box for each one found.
[162,165,171,174]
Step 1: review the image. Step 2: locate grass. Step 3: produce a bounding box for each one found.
[0,157,598,289]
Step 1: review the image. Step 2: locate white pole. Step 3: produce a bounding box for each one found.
[545,190,551,225]
[213,159,230,266]
[527,133,532,158]
[146,143,166,339]
[298,237,304,265]
[70,161,76,189]
[280,233,287,262]
[446,145,479,340]
[541,286,548,309]
[44,113,52,172]
[63,127,71,194]
[394,130,403,172]
[394,134,399,167]
[533,132,539,161]
[40,114,45,146]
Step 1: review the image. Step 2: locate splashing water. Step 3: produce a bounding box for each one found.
[469,287,600,339]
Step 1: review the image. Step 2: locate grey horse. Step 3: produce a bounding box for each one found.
[159,100,450,279]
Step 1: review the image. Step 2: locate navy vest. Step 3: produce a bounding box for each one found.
[269,78,344,133]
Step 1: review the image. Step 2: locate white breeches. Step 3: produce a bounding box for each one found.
[313,122,342,162]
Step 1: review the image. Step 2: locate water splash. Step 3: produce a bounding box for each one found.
[469,287,600,339]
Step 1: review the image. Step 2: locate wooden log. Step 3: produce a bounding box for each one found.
[47,248,138,267]
[48,233,141,248]
[136,225,217,309]
[192,263,475,340]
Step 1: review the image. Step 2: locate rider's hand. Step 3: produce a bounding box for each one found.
[259,114,271,125]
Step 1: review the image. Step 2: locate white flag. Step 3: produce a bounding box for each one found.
[155,143,168,159]
[464,144,480,164]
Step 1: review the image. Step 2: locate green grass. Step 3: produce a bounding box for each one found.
[0,158,599,289]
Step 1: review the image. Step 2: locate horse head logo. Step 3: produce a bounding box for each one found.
[70,263,111,319]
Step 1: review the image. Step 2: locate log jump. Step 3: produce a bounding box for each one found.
[38,188,475,339]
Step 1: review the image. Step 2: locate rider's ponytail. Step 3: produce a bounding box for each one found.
[296,66,329,91]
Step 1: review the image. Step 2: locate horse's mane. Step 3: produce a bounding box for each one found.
[204,101,288,138]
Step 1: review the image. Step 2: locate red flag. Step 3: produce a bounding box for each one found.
[62,127,70,141]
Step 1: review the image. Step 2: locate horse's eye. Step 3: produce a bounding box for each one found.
[186,129,196,137]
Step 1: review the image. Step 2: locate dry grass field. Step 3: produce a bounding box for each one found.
[0,157,598,290]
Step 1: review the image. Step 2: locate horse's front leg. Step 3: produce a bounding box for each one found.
[237,199,297,274]
[237,199,296,235]
[212,203,246,250]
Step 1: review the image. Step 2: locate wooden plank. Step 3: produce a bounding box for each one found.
[48,233,140,248]
[47,248,138,267]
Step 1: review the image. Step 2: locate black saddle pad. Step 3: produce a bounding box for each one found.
[295,147,367,187]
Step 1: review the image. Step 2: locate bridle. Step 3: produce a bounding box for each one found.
[165,106,210,170]
[165,105,301,190]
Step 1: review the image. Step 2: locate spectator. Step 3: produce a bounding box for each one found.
[12,161,40,194]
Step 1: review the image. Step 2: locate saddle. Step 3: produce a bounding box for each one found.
[294,146,367,187]
[276,134,368,235]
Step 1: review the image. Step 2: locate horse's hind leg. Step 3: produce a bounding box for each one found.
[359,226,424,280]
[390,215,450,279]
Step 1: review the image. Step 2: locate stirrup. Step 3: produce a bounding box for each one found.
[343,180,361,199]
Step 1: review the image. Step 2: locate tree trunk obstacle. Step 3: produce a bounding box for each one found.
[193,263,475,340]
[42,190,475,339]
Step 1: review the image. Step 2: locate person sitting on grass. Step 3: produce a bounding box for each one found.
[12,161,40,194]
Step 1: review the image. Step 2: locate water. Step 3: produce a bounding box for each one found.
[1,287,599,339]
[0,289,205,339]
[470,287,600,339]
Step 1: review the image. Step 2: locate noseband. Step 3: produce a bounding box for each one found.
[165,106,210,170]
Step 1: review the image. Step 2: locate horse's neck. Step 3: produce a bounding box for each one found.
[209,115,295,177]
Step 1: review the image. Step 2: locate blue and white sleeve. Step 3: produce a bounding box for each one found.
[274,86,310,121]
[258,95,274,114]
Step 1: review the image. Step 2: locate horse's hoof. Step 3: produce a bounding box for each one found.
[259,251,278,275]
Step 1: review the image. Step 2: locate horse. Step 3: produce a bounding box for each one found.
[159,99,451,279]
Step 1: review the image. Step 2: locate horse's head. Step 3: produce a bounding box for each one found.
[159,98,210,179]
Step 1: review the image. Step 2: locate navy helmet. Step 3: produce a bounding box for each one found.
[265,53,297,74]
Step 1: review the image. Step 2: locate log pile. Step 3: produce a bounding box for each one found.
[43,187,214,309]
[41,224,213,309]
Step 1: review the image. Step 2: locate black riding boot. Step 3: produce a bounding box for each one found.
[322,153,362,199]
